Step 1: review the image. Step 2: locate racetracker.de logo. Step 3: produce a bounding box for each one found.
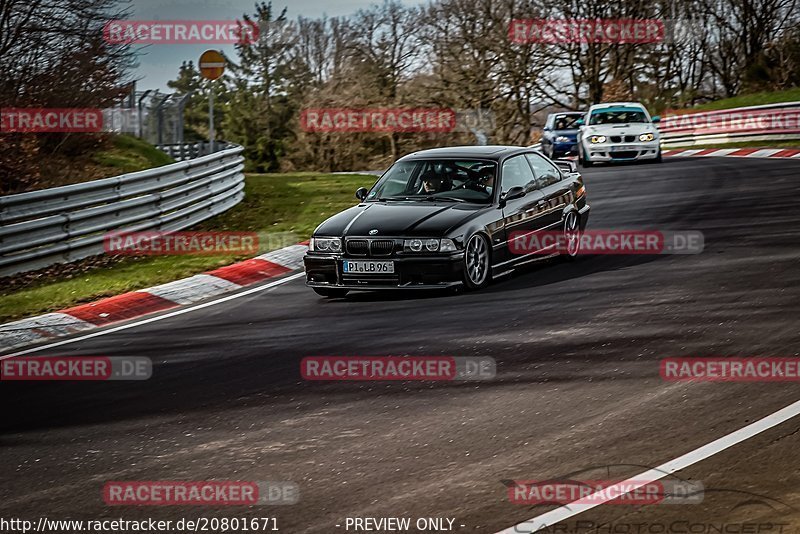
[301,356,496,381]
[508,230,704,255]
[103,20,259,44]
[104,231,259,256]
[509,18,665,44]
[299,108,456,133]
[103,481,299,506]
[1,356,151,381]
[508,479,703,505]
[1,108,103,133]
[661,357,800,382]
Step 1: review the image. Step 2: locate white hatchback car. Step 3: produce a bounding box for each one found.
[576,102,662,166]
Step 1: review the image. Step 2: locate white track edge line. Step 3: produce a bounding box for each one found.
[0,272,305,359]
[495,398,800,534]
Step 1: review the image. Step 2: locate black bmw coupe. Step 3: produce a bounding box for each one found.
[304,145,590,297]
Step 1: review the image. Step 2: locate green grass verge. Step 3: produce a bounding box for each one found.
[691,87,800,112]
[0,172,375,323]
[667,140,800,150]
[92,135,174,172]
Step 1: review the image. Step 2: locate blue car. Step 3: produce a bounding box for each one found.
[540,112,585,159]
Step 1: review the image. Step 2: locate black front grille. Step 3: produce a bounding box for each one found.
[610,135,621,143]
[610,151,638,159]
[624,135,636,143]
[346,240,368,255]
[370,240,394,256]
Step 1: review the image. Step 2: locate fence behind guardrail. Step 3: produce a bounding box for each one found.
[0,145,245,277]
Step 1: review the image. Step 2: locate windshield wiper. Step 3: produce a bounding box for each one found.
[418,196,466,202]
[375,196,414,201]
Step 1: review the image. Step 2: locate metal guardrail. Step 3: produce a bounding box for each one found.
[0,145,246,277]
[658,101,800,148]
[156,141,234,161]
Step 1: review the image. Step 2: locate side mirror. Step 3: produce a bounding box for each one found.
[355,187,368,201]
[575,118,585,126]
[501,186,526,203]
[553,160,577,174]
[542,126,551,131]
[651,115,661,123]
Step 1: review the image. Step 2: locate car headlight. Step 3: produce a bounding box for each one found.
[403,238,457,253]
[589,135,606,144]
[310,237,341,252]
[639,133,655,142]
[555,136,570,143]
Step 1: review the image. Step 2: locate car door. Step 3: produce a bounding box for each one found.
[525,152,571,230]
[496,155,546,263]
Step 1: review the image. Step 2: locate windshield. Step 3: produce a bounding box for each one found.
[552,114,583,130]
[366,159,497,203]
[589,108,648,125]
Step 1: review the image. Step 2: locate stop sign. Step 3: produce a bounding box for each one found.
[199,50,225,80]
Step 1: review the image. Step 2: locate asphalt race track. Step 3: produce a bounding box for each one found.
[2,156,800,533]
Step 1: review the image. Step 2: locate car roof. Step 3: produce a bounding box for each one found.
[589,102,646,110]
[400,145,530,161]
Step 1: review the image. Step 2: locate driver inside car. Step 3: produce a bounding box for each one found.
[421,171,450,194]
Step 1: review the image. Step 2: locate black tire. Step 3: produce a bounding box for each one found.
[653,149,663,163]
[313,287,349,298]
[462,233,492,290]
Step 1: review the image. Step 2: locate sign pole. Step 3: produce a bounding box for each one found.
[198,50,226,155]
[209,82,215,153]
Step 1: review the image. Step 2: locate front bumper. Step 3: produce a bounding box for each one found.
[583,141,660,162]
[552,141,577,156]
[304,253,464,290]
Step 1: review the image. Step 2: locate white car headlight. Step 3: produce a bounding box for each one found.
[589,135,606,144]
[310,237,341,252]
[555,136,570,143]
[440,238,457,252]
[639,133,655,142]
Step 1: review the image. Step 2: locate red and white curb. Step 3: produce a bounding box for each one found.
[664,147,800,159]
[0,243,308,353]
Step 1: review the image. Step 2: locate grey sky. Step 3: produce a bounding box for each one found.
[126,0,422,92]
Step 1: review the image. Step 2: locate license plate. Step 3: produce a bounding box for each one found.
[611,145,637,152]
[343,260,395,274]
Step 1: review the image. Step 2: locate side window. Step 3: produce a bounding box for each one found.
[525,153,561,188]
[501,155,538,193]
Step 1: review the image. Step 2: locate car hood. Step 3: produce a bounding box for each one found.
[314,201,486,237]
[583,123,657,137]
